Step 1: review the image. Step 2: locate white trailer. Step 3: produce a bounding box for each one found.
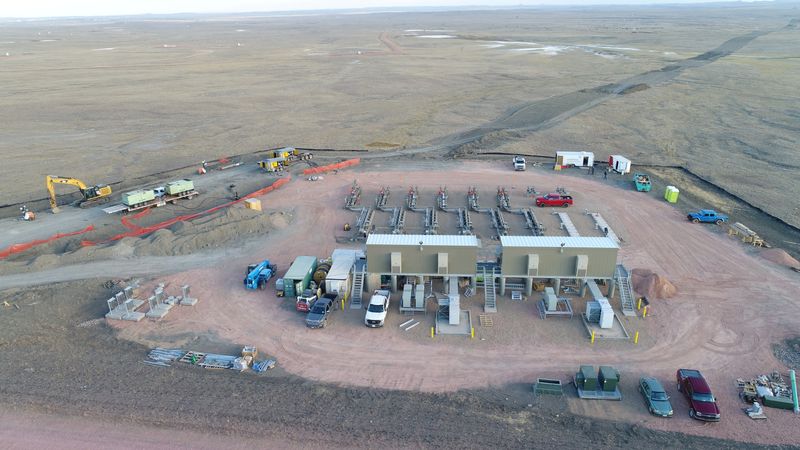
[555,151,594,168]
[609,155,631,174]
[325,249,365,294]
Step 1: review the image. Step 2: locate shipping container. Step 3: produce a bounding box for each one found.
[555,151,594,168]
[166,179,194,196]
[122,189,156,206]
[283,256,318,298]
[608,155,631,174]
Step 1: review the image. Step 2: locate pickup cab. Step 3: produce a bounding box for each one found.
[535,193,573,208]
[676,369,721,422]
[687,209,728,225]
[513,155,526,171]
[305,294,336,328]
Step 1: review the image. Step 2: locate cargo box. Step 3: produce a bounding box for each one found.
[762,395,794,410]
[166,179,194,195]
[122,189,156,206]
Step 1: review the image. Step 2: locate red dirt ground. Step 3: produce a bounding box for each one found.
[114,161,800,445]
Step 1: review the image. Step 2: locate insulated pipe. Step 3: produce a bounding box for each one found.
[791,370,798,414]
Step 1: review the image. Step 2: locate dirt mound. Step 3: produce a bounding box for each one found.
[630,268,676,299]
[759,248,800,268]
[15,207,293,272]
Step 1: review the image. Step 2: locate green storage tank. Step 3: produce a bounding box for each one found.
[577,365,597,391]
[122,189,156,206]
[283,256,318,298]
[664,186,680,203]
[599,366,620,392]
[166,179,194,196]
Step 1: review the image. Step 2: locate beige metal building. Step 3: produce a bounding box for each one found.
[365,234,480,291]
[499,236,619,295]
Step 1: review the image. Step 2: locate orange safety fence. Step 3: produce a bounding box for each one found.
[120,207,151,231]
[0,225,96,259]
[80,177,292,247]
[302,158,360,175]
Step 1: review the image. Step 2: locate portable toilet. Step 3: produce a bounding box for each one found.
[664,186,680,203]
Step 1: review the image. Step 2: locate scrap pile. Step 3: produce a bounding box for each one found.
[737,371,795,411]
[144,346,277,374]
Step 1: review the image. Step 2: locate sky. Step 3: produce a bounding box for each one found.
[5,0,735,18]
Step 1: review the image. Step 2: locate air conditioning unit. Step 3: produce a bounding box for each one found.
[527,254,539,277]
[438,252,448,275]
[575,254,588,278]
[391,252,402,274]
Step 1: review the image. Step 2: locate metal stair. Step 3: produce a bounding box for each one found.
[350,260,366,309]
[483,267,497,313]
[615,264,636,316]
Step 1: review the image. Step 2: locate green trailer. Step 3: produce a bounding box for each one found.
[282,256,318,298]
[633,173,651,192]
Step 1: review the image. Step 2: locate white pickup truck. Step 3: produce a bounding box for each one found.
[364,289,391,328]
[513,155,526,171]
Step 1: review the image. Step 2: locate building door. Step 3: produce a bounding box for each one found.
[582,156,589,166]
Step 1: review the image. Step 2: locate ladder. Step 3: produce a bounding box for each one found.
[350,260,366,309]
[615,264,636,316]
[483,267,497,313]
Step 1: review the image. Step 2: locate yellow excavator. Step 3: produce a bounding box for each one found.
[46,175,112,213]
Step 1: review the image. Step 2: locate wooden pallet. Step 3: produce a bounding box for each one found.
[479,314,494,327]
[179,351,205,365]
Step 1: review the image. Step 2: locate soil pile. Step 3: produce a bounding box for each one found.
[18,208,292,272]
[631,268,677,299]
[759,248,800,268]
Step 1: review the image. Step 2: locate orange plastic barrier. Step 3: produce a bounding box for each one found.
[0,225,96,259]
[80,177,291,247]
[120,208,151,231]
[302,158,360,175]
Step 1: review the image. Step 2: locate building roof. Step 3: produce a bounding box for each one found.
[366,234,479,247]
[500,236,619,249]
[284,255,317,280]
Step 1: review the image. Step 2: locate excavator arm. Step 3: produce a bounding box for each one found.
[46,175,112,213]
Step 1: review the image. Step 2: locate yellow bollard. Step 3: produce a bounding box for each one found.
[341,298,345,310]
[643,306,648,318]
[637,298,642,310]
[591,330,595,344]
[471,327,475,339]
[431,327,435,338]
[634,331,639,344]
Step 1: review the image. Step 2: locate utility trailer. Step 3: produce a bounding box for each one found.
[633,173,651,192]
[107,180,198,213]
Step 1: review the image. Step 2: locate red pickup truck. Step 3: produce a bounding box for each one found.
[676,369,721,422]
[535,193,573,208]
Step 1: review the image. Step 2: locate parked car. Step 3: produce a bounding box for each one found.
[535,193,573,208]
[364,289,391,328]
[639,377,673,417]
[687,209,728,225]
[305,294,336,328]
[513,155,526,171]
[676,369,721,422]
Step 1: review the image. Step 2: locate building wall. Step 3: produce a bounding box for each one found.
[366,244,477,276]
[501,246,617,278]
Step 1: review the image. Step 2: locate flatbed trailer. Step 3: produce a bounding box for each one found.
[104,189,199,214]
